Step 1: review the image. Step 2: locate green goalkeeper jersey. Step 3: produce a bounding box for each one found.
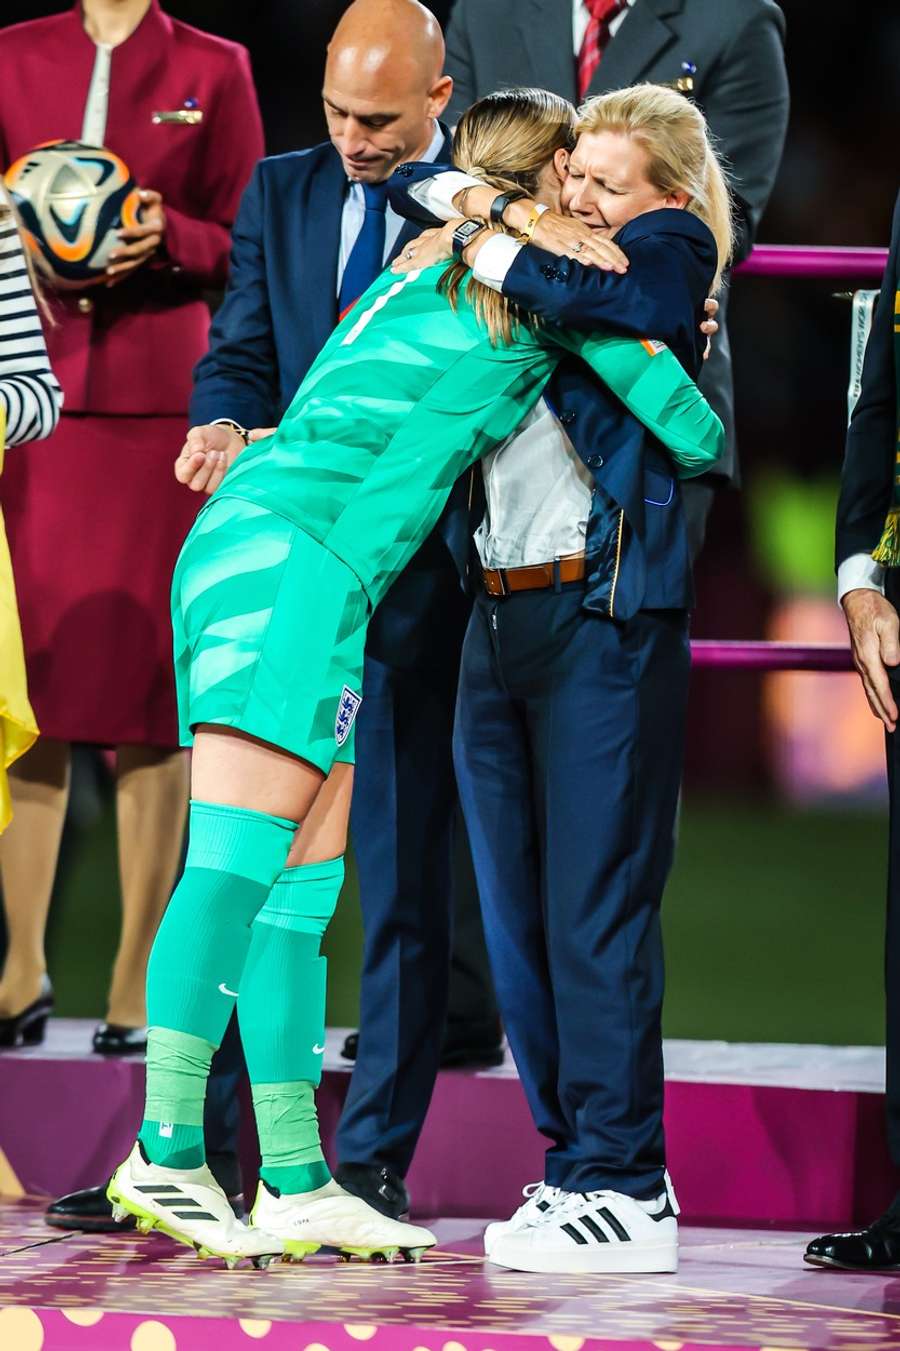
[218,262,723,607]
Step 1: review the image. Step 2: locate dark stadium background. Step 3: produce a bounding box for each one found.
[2,1,897,1042]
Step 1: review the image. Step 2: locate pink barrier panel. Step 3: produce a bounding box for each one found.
[690,640,854,672]
[736,243,888,279]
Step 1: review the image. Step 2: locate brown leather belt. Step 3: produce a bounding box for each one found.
[482,552,586,597]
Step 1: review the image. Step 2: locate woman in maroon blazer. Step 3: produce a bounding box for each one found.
[0,0,264,1050]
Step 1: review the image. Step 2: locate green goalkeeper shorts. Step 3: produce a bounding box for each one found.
[172,496,368,774]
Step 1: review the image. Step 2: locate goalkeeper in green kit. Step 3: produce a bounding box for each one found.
[107,86,727,1268]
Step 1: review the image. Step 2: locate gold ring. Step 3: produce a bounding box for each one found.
[404,249,415,259]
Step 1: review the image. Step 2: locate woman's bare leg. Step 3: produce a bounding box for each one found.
[106,745,190,1028]
[0,738,71,1015]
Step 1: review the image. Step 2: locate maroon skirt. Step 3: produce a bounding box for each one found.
[1,413,202,747]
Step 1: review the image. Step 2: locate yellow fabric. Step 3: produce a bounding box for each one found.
[0,414,39,832]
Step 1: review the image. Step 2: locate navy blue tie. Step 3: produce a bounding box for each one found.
[338,181,390,316]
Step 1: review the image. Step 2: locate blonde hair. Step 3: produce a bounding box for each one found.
[441,87,577,344]
[576,83,734,291]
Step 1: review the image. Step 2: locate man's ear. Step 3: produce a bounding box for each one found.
[428,74,454,120]
[552,147,570,183]
[665,189,691,209]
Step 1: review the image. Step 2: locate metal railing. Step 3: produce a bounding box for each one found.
[695,241,884,674]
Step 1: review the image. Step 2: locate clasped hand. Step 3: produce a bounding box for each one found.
[174,424,275,495]
[105,188,166,286]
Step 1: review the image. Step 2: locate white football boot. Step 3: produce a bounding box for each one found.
[107,1143,283,1268]
[251,1177,437,1262]
[483,1181,560,1256]
[488,1172,680,1274]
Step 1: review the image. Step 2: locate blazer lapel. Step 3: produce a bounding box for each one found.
[519,0,577,103]
[391,127,453,259]
[299,148,347,348]
[590,0,684,94]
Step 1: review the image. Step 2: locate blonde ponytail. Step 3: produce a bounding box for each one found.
[441,87,577,344]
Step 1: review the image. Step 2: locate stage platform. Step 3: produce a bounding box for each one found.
[1,1023,896,1231]
[2,1200,900,1351]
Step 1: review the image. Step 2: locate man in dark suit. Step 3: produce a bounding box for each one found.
[807,192,900,1271]
[442,0,789,556]
[45,0,496,1232]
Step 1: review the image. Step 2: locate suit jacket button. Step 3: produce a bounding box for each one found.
[77,295,94,314]
[588,454,603,467]
[560,410,575,426]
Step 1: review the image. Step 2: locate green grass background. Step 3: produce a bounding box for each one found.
[32,789,888,1046]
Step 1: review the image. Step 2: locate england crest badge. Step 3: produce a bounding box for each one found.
[335,686,362,746]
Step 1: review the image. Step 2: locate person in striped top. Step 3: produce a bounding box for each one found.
[0,190,61,859]
[0,196,61,446]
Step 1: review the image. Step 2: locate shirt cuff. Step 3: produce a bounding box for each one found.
[408,171,484,221]
[837,552,885,604]
[472,234,524,291]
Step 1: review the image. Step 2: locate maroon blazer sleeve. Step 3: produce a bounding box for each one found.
[162,47,264,285]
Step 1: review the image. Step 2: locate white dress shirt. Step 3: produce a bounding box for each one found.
[337,120,444,298]
[81,42,113,145]
[407,175,595,568]
[572,0,636,55]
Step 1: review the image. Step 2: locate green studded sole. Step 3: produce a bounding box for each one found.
[282,1239,323,1262]
[107,1181,280,1270]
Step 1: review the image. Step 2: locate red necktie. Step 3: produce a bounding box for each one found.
[577,0,627,99]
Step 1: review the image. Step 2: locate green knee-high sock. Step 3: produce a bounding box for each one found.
[139,800,297,1169]
[238,857,344,1194]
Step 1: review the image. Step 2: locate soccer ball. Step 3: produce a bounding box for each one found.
[3,140,142,287]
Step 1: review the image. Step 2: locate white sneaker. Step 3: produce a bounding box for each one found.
[483,1181,560,1255]
[107,1143,283,1268]
[488,1172,680,1274]
[251,1178,437,1262]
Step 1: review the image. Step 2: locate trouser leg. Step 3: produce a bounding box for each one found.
[337,653,458,1175]
[453,596,574,1182]
[529,600,690,1197]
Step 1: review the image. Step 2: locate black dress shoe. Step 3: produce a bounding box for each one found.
[805,1203,900,1270]
[92,1024,147,1056]
[46,1183,133,1233]
[0,976,54,1049]
[340,1024,505,1071]
[335,1163,410,1219]
[340,1030,359,1061]
[46,1177,245,1231]
[440,1017,504,1070]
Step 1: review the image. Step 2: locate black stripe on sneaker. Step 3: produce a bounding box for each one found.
[156,1196,202,1207]
[579,1214,610,1243]
[174,1210,218,1221]
[597,1207,631,1242]
[561,1222,588,1245]
[135,1184,182,1194]
[536,1200,550,1212]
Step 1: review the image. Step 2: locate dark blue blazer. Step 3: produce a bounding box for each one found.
[389,163,716,619]
[835,191,900,568]
[189,134,474,663]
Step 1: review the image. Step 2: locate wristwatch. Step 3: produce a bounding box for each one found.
[452,218,487,259]
[489,190,527,226]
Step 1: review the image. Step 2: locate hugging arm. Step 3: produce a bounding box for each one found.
[387,163,478,229]
[550,326,725,478]
[497,232,709,348]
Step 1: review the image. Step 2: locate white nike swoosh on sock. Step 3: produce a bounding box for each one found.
[218,983,239,997]
[312,1043,326,1054]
